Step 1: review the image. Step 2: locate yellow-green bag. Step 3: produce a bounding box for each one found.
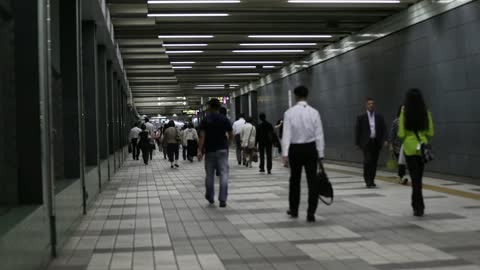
[387,154,398,170]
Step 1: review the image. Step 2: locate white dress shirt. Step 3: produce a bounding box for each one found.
[129,127,142,140]
[367,111,376,139]
[232,118,246,135]
[145,122,155,138]
[281,101,325,158]
[240,123,256,148]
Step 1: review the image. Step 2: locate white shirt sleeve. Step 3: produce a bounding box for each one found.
[281,111,291,157]
[315,111,325,159]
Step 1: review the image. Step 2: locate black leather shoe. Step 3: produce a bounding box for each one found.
[219,201,227,208]
[259,169,265,173]
[307,215,316,223]
[205,196,214,204]
[286,210,298,218]
[268,171,272,174]
[413,210,424,217]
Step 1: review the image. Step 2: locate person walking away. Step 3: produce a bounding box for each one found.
[232,113,246,165]
[137,124,151,165]
[180,125,187,161]
[275,119,283,156]
[144,118,155,160]
[197,99,233,208]
[355,97,387,188]
[164,120,181,168]
[282,86,325,223]
[257,113,274,174]
[390,106,408,185]
[240,117,256,168]
[160,126,168,159]
[398,88,434,217]
[129,123,142,160]
[184,123,199,162]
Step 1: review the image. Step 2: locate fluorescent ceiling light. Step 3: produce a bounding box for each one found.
[249,35,332,38]
[195,86,227,89]
[172,66,192,69]
[222,61,283,64]
[163,44,208,47]
[216,66,257,69]
[148,13,229,17]
[288,0,399,2]
[166,50,204,54]
[158,35,214,39]
[149,0,240,3]
[197,84,239,87]
[263,66,276,68]
[233,50,304,53]
[170,61,196,64]
[220,73,260,76]
[240,43,317,46]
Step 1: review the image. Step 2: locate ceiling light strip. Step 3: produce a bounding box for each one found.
[288,0,399,3]
[240,43,317,46]
[170,61,196,64]
[248,35,332,38]
[172,66,193,69]
[158,35,214,39]
[233,50,304,53]
[148,13,229,17]
[163,44,208,47]
[222,61,283,64]
[216,66,257,69]
[148,0,240,3]
[166,50,204,54]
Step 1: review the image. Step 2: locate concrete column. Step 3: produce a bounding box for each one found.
[234,97,241,120]
[60,0,83,179]
[240,94,249,117]
[13,1,43,204]
[97,46,108,160]
[81,21,100,167]
[249,91,258,125]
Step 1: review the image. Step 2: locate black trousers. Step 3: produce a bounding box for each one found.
[405,156,425,213]
[140,144,150,165]
[182,145,187,160]
[131,139,139,160]
[288,142,319,216]
[362,139,380,186]
[259,142,272,172]
[394,153,407,178]
[187,140,198,161]
[167,143,179,162]
[235,134,243,163]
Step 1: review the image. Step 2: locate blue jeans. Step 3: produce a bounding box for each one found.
[205,149,229,203]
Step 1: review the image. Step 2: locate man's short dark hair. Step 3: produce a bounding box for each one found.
[259,113,266,121]
[246,116,253,123]
[366,97,374,102]
[239,113,245,119]
[219,107,227,116]
[134,122,138,127]
[145,117,150,122]
[208,98,221,110]
[294,85,309,98]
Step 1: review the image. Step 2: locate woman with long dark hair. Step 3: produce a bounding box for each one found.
[398,89,434,217]
[164,120,181,168]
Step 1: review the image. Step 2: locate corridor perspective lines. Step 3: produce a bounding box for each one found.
[49,153,480,270]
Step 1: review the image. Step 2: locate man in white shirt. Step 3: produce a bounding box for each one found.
[282,85,325,223]
[144,118,155,160]
[232,113,246,165]
[129,123,142,160]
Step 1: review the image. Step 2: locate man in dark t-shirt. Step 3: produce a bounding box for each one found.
[198,99,233,207]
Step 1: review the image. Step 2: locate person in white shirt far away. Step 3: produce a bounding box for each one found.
[240,117,256,168]
[129,122,142,160]
[232,113,246,165]
[144,118,155,161]
[282,85,325,223]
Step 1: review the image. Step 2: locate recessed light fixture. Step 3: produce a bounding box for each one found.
[216,66,257,69]
[166,50,204,54]
[263,66,276,68]
[248,35,332,38]
[222,61,283,64]
[148,0,241,3]
[148,13,229,17]
[158,35,214,39]
[233,50,304,53]
[240,43,317,46]
[170,61,196,64]
[288,0,399,2]
[163,44,208,47]
[172,66,192,69]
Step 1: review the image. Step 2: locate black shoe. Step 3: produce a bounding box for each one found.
[259,169,265,173]
[175,164,179,168]
[219,201,227,208]
[238,161,241,165]
[307,215,316,223]
[171,165,174,169]
[371,183,377,187]
[287,210,298,218]
[402,178,409,185]
[268,171,272,174]
[414,210,424,217]
[205,196,214,204]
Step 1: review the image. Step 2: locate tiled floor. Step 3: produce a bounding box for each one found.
[49,152,480,270]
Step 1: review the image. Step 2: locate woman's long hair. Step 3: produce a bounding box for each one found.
[404,88,428,132]
[167,120,175,128]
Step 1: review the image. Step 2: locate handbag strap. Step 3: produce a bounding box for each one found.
[246,125,254,147]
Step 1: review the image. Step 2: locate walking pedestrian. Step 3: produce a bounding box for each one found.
[164,120,180,168]
[256,113,274,174]
[183,123,199,162]
[129,123,141,160]
[137,124,151,165]
[355,97,387,188]
[197,98,234,208]
[232,113,246,165]
[240,117,256,168]
[398,88,434,217]
[282,86,325,222]
[144,118,155,160]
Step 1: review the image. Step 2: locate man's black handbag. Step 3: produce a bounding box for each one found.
[414,132,434,163]
[317,161,333,205]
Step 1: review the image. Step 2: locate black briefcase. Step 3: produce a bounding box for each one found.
[317,162,333,205]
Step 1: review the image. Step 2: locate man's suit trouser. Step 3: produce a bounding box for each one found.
[363,139,380,186]
[288,142,319,216]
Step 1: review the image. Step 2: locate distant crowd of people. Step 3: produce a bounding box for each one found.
[129,86,434,220]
